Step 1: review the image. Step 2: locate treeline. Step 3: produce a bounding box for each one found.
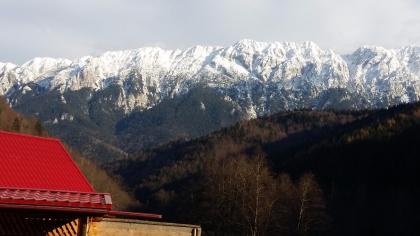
[133,142,331,235]
[0,97,136,210]
[272,103,420,236]
[0,98,46,135]
[193,154,330,236]
[109,110,365,234]
[109,103,420,235]
[123,142,332,235]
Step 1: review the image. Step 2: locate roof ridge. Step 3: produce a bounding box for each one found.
[0,187,109,195]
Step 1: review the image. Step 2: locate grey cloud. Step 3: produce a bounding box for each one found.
[1,0,419,64]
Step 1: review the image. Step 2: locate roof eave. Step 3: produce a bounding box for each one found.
[0,203,109,215]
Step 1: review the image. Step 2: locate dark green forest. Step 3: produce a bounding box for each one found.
[3,95,420,235]
[107,103,420,235]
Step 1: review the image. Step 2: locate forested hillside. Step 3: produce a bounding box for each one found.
[4,92,419,235]
[4,40,420,165]
[109,103,420,235]
[0,97,136,210]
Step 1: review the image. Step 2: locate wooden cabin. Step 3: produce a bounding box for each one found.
[0,131,201,236]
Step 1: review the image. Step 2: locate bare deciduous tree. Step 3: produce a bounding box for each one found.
[296,173,329,236]
[203,154,283,236]
[202,153,329,236]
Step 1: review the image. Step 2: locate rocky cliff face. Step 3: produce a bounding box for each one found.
[1,40,419,159]
[2,40,419,115]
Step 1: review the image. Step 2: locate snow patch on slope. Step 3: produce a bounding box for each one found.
[1,40,420,114]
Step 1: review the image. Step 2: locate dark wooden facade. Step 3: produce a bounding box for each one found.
[0,210,85,236]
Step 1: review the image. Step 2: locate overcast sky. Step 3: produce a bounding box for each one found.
[1,0,420,64]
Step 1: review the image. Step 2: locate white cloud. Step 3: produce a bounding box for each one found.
[1,0,419,63]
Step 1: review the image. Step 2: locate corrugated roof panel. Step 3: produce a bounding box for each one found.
[0,131,94,192]
[0,187,112,210]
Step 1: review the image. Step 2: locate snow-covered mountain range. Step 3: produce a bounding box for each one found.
[2,39,420,118]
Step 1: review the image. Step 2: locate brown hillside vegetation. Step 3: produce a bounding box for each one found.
[0,98,47,135]
[0,97,136,210]
[109,111,350,235]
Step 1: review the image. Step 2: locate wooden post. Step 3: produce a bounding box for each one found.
[78,216,88,236]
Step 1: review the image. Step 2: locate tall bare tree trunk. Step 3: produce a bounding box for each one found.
[297,180,309,234]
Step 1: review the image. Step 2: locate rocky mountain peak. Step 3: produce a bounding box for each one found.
[1,40,420,114]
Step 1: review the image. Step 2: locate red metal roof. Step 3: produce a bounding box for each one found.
[0,187,112,213]
[0,131,161,220]
[0,131,94,192]
[0,131,108,213]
